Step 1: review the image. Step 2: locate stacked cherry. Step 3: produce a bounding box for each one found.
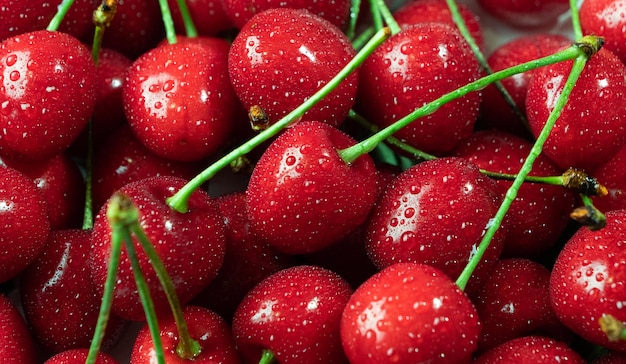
[0,0,625,363]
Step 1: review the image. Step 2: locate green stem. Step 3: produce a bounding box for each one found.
[175,0,198,38]
[338,42,586,164]
[570,0,583,40]
[258,349,277,364]
[91,0,118,64]
[599,314,626,342]
[158,0,178,44]
[353,26,375,50]
[129,222,201,359]
[346,0,362,40]
[46,0,75,31]
[455,53,590,291]
[166,27,392,213]
[479,170,565,185]
[369,0,383,31]
[374,0,401,34]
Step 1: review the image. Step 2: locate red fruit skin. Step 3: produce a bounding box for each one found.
[472,259,570,353]
[168,0,234,36]
[246,121,379,254]
[473,336,585,364]
[232,265,353,364]
[341,263,481,364]
[592,351,626,364]
[479,34,571,138]
[581,0,626,65]
[131,306,241,363]
[44,348,119,364]
[477,0,570,28]
[452,130,574,258]
[0,166,50,283]
[123,38,236,162]
[365,157,504,292]
[0,294,37,364]
[222,0,351,29]
[356,22,482,154]
[549,209,626,351]
[90,176,226,321]
[228,8,358,128]
[0,30,97,160]
[526,48,626,172]
[20,229,125,354]
[393,0,485,50]
[592,143,626,212]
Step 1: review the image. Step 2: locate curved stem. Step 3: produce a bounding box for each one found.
[570,0,583,40]
[175,0,198,38]
[455,53,590,290]
[46,0,75,31]
[158,0,178,44]
[374,0,400,35]
[166,27,392,213]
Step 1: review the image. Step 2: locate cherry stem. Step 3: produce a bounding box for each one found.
[175,0,198,38]
[570,0,583,40]
[369,0,383,32]
[352,27,375,50]
[373,0,400,34]
[571,194,607,231]
[166,27,392,213]
[157,0,178,44]
[129,221,202,359]
[258,349,277,364]
[599,314,626,342]
[455,44,596,290]
[337,42,585,165]
[92,0,118,64]
[346,0,362,40]
[46,0,75,31]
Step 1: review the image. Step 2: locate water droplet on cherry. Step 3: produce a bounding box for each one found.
[5,54,17,67]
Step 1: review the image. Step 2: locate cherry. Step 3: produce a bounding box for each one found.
[130,305,241,363]
[526,47,626,172]
[478,34,571,137]
[228,8,358,128]
[44,348,119,364]
[355,22,482,154]
[473,336,585,363]
[90,176,226,321]
[476,0,571,28]
[580,0,626,64]
[222,0,352,30]
[0,30,97,160]
[365,157,505,292]
[341,262,481,363]
[123,37,236,162]
[0,294,37,364]
[0,165,50,283]
[451,130,574,258]
[549,209,626,352]
[246,120,379,254]
[168,0,234,37]
[232,265,353,363]
[592,140,626,213]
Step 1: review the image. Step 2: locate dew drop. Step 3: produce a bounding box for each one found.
[5,54,17,66]
[404,207,415,218]
[409,185,421,194]
[285,155,297,166]
[389,218,398,227]
[585,268,594,277]
[9,70,20,82]
[148,84,159,93]
[162,80,175,92]
[154,101,163,109]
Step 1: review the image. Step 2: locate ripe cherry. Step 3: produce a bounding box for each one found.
[580,0,626,64]
[476,0,570,28]
[0,294,37,364]
[473,336,585,363]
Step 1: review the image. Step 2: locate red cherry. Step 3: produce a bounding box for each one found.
[168,0,234,36]
[549,209,626,351]
[473,336,585,363]
[581,0,626,64]
[44,348,119,364]
[130,306,241,363]
[123,37,236,162]
[476,0,570,28]
[592,143,626,212]
[0,165,50,283]
[365,157,505,292]
[246,120,379,254]
[355,22,482,154]
[0,294,37,364]
[0,30,97,160]
[228,8,358,127]
[526,47,626,172]
[341,262,481,363]
[90,176,226,321]
[232,265,353,363]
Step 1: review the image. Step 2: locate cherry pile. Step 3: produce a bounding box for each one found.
[0,0,625,363]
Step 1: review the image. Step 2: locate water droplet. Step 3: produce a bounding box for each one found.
[585,268,594,277]
[389,218,398,227]
[9,70,20,81]
[404,207,415,218]
[148,84,159,93]
[596,273,605,282]
[285,155,297,166]
[162,80,175,92]
[5,54,17,66]
[154,101,163,109]
[409,185,421,194]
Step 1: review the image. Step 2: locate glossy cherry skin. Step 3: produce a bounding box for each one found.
[526,47,626,172]
[130,306,241,363]
[0,30,96,160]
[90,176,226,321]
[44,348,119,364]
[168,0,234,36]
[452,130,574,258]
[246,120,379,254]
[123,37,236,162]
[549,209,626,351]
[228,8,358,127]
[222,0,351,29]
[479,34,571,138]
[476,0,570,28]
[341,262,481,364]
[232,265,353,364]
[20,229,125,354]
[473,336,585,363]
[581,0,626,64]
[592,138,626,212]
[356,22,482,154]
[365,157,505,293]
[0,294,37,364]
[0,165,50,283]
